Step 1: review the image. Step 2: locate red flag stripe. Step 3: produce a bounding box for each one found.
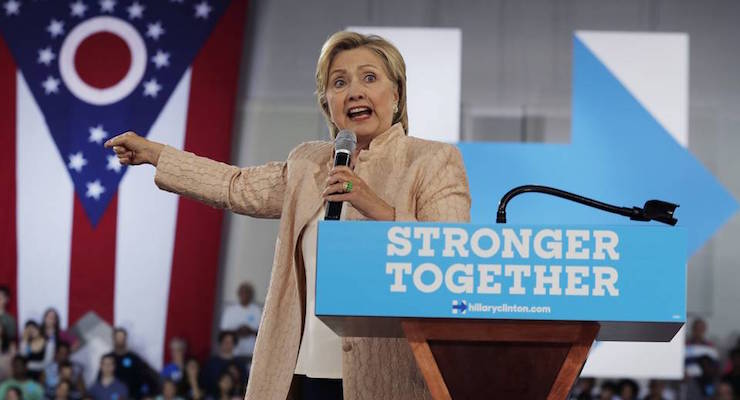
[163,0,250,362]
[0,34,18,322]
[68,194,118,324]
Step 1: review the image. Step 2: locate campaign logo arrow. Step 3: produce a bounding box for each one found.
[458,33,738,256]
[452,300,468,314]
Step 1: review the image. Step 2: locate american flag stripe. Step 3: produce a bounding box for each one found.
[164,0,249,363]
[69,193,117,324]
[0,34,18,320]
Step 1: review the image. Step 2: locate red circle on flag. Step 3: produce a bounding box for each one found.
[74,32,132,89]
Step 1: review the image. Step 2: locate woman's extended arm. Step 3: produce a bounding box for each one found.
[105,132,287,219]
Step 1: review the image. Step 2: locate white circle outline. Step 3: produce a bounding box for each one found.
[59,16,147,106]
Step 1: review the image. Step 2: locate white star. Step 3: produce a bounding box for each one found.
[151,50,170,69]
[143,78,161,97]
[86,180,106,200]
[88,124,108,144]
[146,21,165,40]
[3,0,20,15]
[47,19,65,38]
[69,0,87,17]
[99,0,115,12]
[106,154,122,173]
[194,1,211,19]
[126,1,144,19]
[68,152,87,172]
[37,47,56,66]
[42,76,60,94]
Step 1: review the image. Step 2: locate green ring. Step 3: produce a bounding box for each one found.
[345,181,353,193]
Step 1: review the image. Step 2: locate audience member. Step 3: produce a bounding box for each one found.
[0,355,44,400]
[212,372,237,400]
[161,338,186,382]
[0,286,17,342]
[41,309,78,353]
[88,354,128,400]
[722,347,740,396]
[104,327,160,399]
[177,358,204,400]
[42,342,84,399]
[219,283,261,359]
[618,378,640,400]
[201,332,245,397]
[18,321,51,381]
[688,318,714,346]
[155,379,183,400]
[643,379,669,400]
[1,321,17,381]
[6,386,23,400]
[598,380,619,400]
[715,380,735,400]
[53,380,72,400]
[570,377,595,399]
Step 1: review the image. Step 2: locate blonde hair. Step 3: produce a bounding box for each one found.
[315,31,408,138]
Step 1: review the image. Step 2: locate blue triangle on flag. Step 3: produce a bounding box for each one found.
[0,0,231,225]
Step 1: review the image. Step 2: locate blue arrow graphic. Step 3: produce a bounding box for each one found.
[452,301,468,313]
[458,35,738,256]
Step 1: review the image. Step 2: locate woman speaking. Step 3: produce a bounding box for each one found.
[106,31,471,400]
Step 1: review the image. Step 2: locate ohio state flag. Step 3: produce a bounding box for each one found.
[0,0,248,367]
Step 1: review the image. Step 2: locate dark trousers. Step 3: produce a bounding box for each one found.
[294,374,343,400]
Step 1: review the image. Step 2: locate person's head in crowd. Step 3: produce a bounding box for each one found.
[217,331,237,358]
[184,357,200,379]
[22,320,42,341]
[716,379,735,400]
[729,347,740,373]
[599,380,618,400]
[99,354,117,380]
[54,341,71,363]
[59,360,75,381]
[237,282,254,307]
[54,379,71,400]
[0,285,10,313]
[690,318,709,344]
[646,379,666,400]
[112,326,128,353]
[315,32,408,143]
[161,378,178,400]
[11,355,28,380]
[169,337,187,366]
[42,308,61,339]
[216,372,235,398]
[618,378,639,400]
[5,386,23,400]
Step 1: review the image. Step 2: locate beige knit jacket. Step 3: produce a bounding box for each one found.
[154,123,471,400]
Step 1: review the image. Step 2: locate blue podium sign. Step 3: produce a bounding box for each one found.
[316,222,686,341]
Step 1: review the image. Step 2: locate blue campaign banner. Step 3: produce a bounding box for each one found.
[316,222,686,325]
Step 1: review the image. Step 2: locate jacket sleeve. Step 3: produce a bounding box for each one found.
[395,144,471,223]
[154,145,287,219]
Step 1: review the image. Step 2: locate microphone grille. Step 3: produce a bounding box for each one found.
[334,129,357,153]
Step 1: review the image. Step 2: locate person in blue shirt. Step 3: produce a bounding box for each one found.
[88,354,128,400]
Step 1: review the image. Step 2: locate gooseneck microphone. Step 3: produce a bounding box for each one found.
[325,129,357,220]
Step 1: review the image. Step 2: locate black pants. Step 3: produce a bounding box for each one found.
[295,374,343,400]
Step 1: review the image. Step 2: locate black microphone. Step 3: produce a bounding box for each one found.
[325,129,357,220]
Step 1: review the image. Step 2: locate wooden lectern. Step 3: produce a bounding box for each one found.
[316,222,686,399]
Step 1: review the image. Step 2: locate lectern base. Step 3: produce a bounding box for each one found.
[402,319,600,400]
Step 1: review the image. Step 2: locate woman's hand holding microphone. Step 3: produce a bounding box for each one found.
[322,163,395,222]
[104,131,164,166]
